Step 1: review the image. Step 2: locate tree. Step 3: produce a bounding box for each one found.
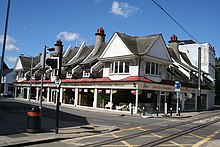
[215,57,220,104]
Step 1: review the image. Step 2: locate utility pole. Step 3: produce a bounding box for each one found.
[197,47,201,112]
[0,0,11,103]
[39,46,47,111]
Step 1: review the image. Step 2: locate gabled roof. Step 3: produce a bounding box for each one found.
[64,45,94,67]
[80,42,107,65]
[116,32,160,55]
[64,47,79,63]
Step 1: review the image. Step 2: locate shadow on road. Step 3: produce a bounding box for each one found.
[0,98,89,135]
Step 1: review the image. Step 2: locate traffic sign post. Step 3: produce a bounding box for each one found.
[175,81,181,116]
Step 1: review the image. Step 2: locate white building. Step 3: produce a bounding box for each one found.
[13,29,216,114]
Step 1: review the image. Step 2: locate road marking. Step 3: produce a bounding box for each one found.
[112,133,133,147]
[151,133,162,138]
[189,133,205,139]
[62,126,144,144]
[192,129,220,147]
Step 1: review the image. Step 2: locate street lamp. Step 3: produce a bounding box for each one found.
[20,54,34,101]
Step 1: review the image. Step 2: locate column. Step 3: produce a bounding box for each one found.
[60,87,63,103]
[47,87,50,103]
[93,88,97,108]
[135,89,139,114]
[110,89,113,109]
[36,87,39,101]
[27,87,30,101]
[14,87,17,98]
[74,88,78,106]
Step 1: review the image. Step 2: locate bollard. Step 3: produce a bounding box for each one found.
[142,107,145,116]
[170,107,172,116]
[178,107,181,116]
[130,104,133,115]
[156,106,159,117]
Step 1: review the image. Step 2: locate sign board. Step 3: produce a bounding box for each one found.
[175,81,181,91]
[54,77,61,88]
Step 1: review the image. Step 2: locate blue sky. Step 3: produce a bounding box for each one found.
[0,0,219,68]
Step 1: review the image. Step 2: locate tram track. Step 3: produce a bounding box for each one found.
[83,112,220,147]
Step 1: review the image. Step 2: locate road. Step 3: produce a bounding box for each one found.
[1,98,220,146]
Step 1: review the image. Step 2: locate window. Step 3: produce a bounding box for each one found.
[110,61,130,74]
[151,63,155,74]
[83,71,90,77]
[124,62,129,73]
[145,62,162,76]
[145,62,150,74]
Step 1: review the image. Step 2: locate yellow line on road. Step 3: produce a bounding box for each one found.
[192,129,220,147]
[112,133,133,147]
[189,133,205,139]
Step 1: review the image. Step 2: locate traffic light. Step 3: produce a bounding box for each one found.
[46,57,58,69]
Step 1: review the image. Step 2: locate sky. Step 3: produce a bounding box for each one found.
[0,0,219,68]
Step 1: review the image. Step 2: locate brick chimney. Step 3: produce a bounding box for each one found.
[94,27,106,50]
[168,34,180,59]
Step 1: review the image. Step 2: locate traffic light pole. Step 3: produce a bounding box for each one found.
[55,40,63,134]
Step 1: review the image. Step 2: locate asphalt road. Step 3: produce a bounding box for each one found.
[1,98,220,146]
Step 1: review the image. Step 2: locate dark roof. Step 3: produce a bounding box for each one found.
[179,52,195,67]
[64,45,94,67]
[64,47,79,63]
[116,32,160,55]
[167,47,180,62]
[0,57,9,70]
[2,69,13,76]
[18,55,41,72]
[80,42,107,65]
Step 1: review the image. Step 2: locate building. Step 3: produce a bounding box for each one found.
[13,28,215,114]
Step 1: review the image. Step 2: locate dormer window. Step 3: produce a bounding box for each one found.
[83,71,90,77]
[110,61,129,74]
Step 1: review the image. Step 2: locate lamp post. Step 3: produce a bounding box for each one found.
[197,47,201,112]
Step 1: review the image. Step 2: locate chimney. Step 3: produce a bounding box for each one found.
[94,27,106,50]
[168,34,180,59]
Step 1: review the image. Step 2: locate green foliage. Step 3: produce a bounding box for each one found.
[215,57,220,104]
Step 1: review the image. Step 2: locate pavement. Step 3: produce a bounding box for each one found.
[0,97,213,147]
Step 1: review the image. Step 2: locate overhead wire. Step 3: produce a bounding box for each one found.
[151,0,199,43]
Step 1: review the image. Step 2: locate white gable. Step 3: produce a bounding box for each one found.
[101,33,132,58]
[147,36,171,62]
[14,58,23,70]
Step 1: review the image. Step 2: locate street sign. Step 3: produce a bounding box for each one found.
[54,77,61,88]
[175,81,181,91]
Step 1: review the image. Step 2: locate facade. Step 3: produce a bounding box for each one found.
[0,57,15,96]
[13,28,215,114]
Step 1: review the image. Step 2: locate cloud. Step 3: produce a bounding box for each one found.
[0,35,19,51]
[110,1,140,18]
[6,55,17,63]
[57,31,80,41]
